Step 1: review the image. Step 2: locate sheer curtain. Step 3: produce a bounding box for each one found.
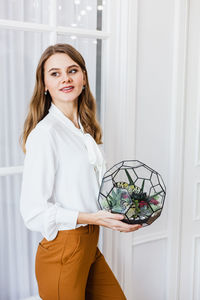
[0,28,52,300]
[0,0,105,299]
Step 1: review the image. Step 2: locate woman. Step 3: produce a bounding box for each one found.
[20,43,141,300]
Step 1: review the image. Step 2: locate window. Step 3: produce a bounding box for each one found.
[0,1,109,298]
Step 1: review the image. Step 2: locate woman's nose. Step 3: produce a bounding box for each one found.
[61,72,72,83]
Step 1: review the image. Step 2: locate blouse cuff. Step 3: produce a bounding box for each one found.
[56,205,79,229]
[44,205,58,241]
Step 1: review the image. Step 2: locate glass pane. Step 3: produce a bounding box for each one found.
[57,35,103,121]
[57,0,107,30]
[0,173,41,299]
[0,29,50,167]
[0,0,50,23]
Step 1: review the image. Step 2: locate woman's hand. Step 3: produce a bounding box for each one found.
[77,210,142,232]
[77,211,142,233]
[92,210,142,232]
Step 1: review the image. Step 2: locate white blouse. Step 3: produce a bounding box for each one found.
[20,102,107,241]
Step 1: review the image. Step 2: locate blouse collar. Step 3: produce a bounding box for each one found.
[48,101,107,187]
[49,102,84,135]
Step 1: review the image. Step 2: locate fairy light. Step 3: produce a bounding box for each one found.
[80,10,86,16]
[86,5,92,11]
[97,5,103,11]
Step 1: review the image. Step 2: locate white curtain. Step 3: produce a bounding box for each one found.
[0,28,50,300]
[0,0,104,299]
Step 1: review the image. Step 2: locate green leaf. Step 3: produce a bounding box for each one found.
[140,179,145,193]
[125,169,134,185]
[132,199,140,214]
[107,194,116,207]
[112,206,124,213]
[101,199,110,209]
[113,192,122,207]
[150,191,162,198]
[111,189,118,198]
[107,194,113,201]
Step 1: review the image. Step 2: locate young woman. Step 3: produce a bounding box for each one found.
[20,43,141,300]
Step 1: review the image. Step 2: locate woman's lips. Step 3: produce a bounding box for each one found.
[60,87,74,93]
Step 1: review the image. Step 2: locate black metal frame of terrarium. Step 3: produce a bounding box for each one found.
[98,160,166,226]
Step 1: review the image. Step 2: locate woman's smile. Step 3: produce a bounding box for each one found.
[59,86,74,93]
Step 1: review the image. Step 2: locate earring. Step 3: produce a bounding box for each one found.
[82,85,85,90]
[44,90,47,95]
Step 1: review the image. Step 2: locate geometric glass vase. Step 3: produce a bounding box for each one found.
[98,160,166,226]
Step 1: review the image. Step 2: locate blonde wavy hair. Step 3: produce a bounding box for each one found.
[20,43,103,153]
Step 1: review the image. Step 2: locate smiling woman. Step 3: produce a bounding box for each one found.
[19,43,140,300]
[20,43,103,152]
[0,1,110,299]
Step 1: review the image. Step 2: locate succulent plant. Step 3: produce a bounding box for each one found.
[98,160,166,225]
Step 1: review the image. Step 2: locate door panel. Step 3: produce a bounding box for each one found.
[179,0,200,298]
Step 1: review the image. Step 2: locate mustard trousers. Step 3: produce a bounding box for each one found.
[35,224,126,300]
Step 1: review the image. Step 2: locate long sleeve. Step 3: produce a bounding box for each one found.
[20,127,79,241]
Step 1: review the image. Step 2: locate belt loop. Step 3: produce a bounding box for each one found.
[88,224,93,233]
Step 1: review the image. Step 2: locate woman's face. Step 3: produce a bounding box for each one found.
[44,53,86,105]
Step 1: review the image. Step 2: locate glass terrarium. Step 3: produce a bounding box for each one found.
[98,160,166,226]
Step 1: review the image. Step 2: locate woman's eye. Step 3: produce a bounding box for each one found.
[51,72,59,77]
[69,69,78,74]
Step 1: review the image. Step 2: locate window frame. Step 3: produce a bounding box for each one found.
[0,0,110,176]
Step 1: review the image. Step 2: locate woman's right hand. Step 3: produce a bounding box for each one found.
[91,210,142,233]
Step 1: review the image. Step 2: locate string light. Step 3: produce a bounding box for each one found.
[86,5,92,11]
[80,10,86,16]
[97,5,103,11]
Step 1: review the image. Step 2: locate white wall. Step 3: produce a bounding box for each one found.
[102,0,200,299]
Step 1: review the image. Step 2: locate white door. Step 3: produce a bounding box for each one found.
[179,0,200,298]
